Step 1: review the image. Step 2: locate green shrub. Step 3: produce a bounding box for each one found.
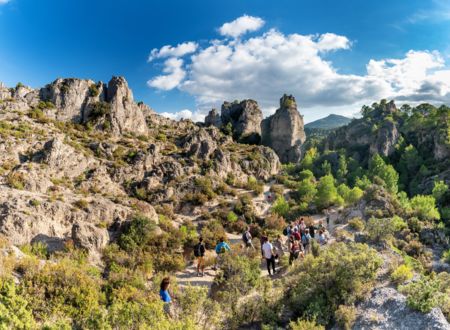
[88,84,100,97]
[289,319,324,330]
[201,220,226,249]
[348,217,365,231]
[400,275,445,313]
[286,243,382,325]
[442,250,450,264]
[6,172,25,190]
[118,215,157,253]
[334,305,357,330]
[227,211,238,223]
[88,101,111,121]
[0,279,36,329]
[272,195,290,217]
[390,264,413,284]
[410,195,440,221]
[246,176,264,194]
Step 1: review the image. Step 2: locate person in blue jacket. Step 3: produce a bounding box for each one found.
[160,277,172,303]
[214,237,231,269]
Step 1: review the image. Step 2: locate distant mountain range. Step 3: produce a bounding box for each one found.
[305,114,352,130]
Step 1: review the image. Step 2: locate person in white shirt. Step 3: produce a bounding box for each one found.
[261,237,276,276]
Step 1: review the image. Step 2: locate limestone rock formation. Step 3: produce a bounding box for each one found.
[220,100,263,144]
[39,77,147,135]
[328,100,400,158]
[261,94,306,163]
[205,108,222,127]
[106,76,148,136]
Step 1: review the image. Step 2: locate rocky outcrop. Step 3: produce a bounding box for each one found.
[106,76,148,136]
[220,100,263,144]
[353,287,450,330]
[261,94,306,163]
[328,100,400,158]
[205,108,222,127]
[40,78,104,122]
[39,77,147,135]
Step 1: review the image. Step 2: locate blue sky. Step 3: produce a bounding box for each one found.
[1,0,449,122]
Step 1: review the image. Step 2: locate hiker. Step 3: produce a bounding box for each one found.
[194,237,206,276]
[261,237,276,276]
[318,229,328,245]
[325,209,330,227]
[302,229,312,254]
[160,277,173,316]
[299,218,306,233]
[309,223,316,239]
[214,237,231,269]
[292,227,301,241]
[289,237,303,265]
[273,235,284,258]
[242,227,254,249]
[317,220,325,231]
[282,224,292,238]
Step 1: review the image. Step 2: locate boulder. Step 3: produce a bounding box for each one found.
[261,94,306,163]
[353,287,450,330]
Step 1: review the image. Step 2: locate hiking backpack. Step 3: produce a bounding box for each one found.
[194,243,202,257]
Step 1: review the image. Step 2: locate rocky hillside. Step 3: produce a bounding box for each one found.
[0,77,280,262]
[205,94,306,163]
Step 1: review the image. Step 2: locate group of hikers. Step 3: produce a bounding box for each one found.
[160,213,331,304]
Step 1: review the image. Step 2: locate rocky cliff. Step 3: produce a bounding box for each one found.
[205,94,306,163]
[261,94,306,163]
[0,78,280,262]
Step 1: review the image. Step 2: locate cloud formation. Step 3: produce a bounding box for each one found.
[148,15,450,121]
[147,57,186,91]
[148,41,198,62]
[218,15,265,38]
[160,109,205,122]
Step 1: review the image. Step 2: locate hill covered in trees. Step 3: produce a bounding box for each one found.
[0,79,449,329]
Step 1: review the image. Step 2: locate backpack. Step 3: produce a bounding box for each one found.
[242,232,249,243]
[194,243,203,257]
[282,227,288,236]
[302,234,309,245]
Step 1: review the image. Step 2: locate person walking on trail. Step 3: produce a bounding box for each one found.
[242,227,254,249]
[318,229,328,245]
[325,209,330,228]
[160,277,173,315]
[292,227,301,241]
[262,237,276,276]
[273,235,284,259]
[194,237,206,276]
[309,223,316,239]
[214,237,231,270]
[302,229,312,254]
[289,238,302,265]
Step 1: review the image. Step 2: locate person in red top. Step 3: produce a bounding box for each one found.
[292,227,301,241]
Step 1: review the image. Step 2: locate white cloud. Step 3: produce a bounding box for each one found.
[147,15,450,121]
[316,33,351,52]
[147,57,186,91]
[0,0,11,4]
[148,41,198,62]
[160,109,206,122]
[218,15,265,38]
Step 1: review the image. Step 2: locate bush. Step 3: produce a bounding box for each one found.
[289,319,324,330]
[348,217,365,231]
[442,250,450,264]
[334,305,357,330]
[0,279,36,329]
[6,172,25,190]
[246,176,264,195]
[226,211,238,223]
[272,196,290,217]
[400,275,445,313]
[88,101,111,121]
[88,84,100,97]
[391,264,413,284]
[286,243,382,325]
[201,220,226,249]
[410,195,440,221]
[365,217,398,243]
[264,213,287,231]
